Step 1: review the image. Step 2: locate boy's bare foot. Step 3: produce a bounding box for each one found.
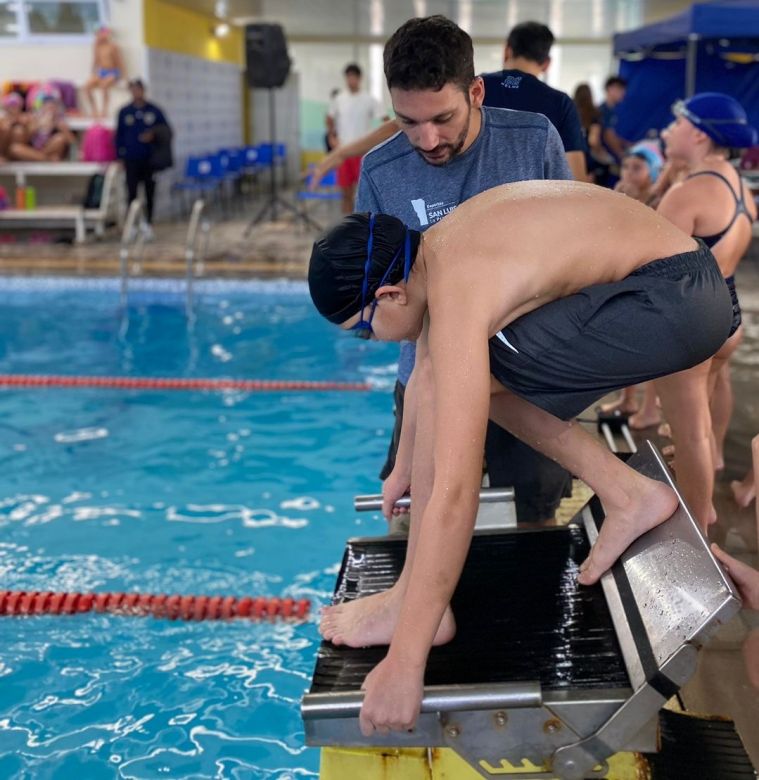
[731,478,756,509]
[628,409,662,429]
[319,585,457,648]
[577,476,678,585]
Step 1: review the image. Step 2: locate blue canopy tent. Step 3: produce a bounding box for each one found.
[613,0,759,143]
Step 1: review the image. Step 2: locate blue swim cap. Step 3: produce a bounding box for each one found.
[673,92,757,149]
[628,143,663,183]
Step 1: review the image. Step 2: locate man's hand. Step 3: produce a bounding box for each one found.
[712,543,759,610]
[359,654,424,736]
[138,130,155,143]
[382,468,411,521]
[308,147,344,191]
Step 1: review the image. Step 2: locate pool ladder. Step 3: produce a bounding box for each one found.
[119,199,146,306]
[185,198,212,316]
[119,198,211,315]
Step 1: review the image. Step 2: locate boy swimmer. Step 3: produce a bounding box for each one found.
[308,179,733,736]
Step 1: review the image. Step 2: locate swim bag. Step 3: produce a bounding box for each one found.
[81,123,116,162]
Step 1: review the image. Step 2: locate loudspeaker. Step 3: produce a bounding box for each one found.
[245,23,291,89]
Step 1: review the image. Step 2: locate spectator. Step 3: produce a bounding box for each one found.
[0,92,31,162]
[481,21,586,180]
[8,93,74,162]
[614,142,662,205]
[84,27,125,119]
[326,64,386,214]
[573,82,608,183]
[115,79,171,240]
[598,75,628,186]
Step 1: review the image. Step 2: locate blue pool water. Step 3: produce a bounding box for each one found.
[0,279,398,779]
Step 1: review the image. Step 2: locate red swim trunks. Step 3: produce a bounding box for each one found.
[336,155,362,188]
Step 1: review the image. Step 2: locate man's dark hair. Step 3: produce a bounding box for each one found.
[506,21,554,65]
[384,15,475,93]
[344,63,362,78]
[605,76,627,90]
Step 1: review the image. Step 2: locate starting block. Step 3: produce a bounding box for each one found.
[302,442,743,779]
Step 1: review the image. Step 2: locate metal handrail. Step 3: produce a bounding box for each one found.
[119,199,145,306]
[353,486,515,513]
[185,199,210,316]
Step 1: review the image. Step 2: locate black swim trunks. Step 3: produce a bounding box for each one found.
[488,240,732,421]
[725,274,741,336]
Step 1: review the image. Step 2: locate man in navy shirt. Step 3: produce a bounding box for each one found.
[115,79,170,238]
[481,21,586,181]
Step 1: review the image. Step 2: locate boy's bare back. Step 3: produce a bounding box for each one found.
[423,180,697,334]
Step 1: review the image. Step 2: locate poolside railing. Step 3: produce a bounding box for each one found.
[119,198,146,306]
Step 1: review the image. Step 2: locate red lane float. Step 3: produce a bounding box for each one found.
[0,375,370,392]
[0,590,310,622]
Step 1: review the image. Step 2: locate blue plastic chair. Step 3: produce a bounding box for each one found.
[172,155,220,214]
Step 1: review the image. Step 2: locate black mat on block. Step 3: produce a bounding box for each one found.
[310,526,630,693]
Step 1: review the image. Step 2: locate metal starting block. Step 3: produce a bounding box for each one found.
[301,442,742,780]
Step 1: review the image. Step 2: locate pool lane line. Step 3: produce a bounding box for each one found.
[0,375,371,392]
[0,590,311,622]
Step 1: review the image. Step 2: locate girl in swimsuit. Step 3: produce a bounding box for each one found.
[9,96,74,162]
[0,92,31,160]
[654,92,757,531]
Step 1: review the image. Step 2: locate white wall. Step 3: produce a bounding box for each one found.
[146,47,244,218]
[0,0,145,85]
[290,38,614,150]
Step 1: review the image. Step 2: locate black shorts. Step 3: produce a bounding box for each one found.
[488,241,732,421]
[725,274,741,335]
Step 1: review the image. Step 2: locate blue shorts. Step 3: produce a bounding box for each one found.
[488,241,732,421]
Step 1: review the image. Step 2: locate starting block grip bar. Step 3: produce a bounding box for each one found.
[302,682,542,720]
[354,487,515,513]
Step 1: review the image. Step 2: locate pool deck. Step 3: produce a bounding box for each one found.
[2,207,758,768]
[0,196,326,279]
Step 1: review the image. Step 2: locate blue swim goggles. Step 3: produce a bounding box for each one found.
[349,213,413,340]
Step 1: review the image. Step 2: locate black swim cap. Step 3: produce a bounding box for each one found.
[309,212,421,325]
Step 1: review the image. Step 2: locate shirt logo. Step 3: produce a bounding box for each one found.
[501,74,523,89]
[410,198,457,227]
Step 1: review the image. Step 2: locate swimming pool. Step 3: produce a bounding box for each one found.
[0,279,398,779]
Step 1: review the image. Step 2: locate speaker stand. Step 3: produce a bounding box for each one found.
[243,88,322,236]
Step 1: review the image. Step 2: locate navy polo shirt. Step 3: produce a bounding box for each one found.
[481,69,585,153]
[115,101,168,161]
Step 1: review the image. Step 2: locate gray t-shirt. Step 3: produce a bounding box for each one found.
[355,105,573,385]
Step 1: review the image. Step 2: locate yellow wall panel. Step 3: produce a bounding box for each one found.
[144,0,243,66]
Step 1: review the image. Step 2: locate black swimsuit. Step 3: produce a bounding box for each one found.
[688,170,754,335]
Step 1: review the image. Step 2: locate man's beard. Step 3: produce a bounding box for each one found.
[413,113,470,166]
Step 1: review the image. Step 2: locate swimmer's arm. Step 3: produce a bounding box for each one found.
[360,305,490,733]
[392,306,490,662]
[656,181,697,235]
[308,120,398,190]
